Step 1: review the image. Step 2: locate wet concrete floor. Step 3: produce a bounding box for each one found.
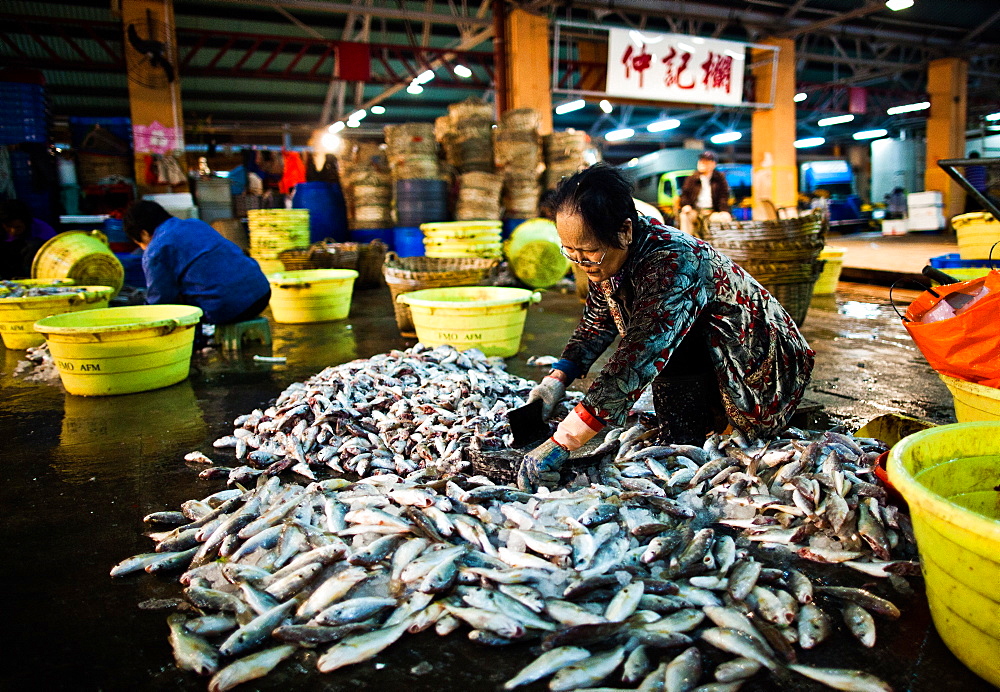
[1,281,989,692]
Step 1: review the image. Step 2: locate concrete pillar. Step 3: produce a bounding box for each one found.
[505,9,552,135]
[751,38,797,220]
[924,57,968,221]
[121,0,189,195]
[848,144,871,206]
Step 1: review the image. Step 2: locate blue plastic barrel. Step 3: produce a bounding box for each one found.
[393,227,425,257]
[103,217,136,253]
[395,179,449,227]
[502,218,526,240]
[292,181,349,243]
[351,228,394,250]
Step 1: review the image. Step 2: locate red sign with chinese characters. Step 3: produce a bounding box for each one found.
[606,29,746,106]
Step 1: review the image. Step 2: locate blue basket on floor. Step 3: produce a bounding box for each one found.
[502,218,526,240]
[393,226,425,257]
[351,228,394,250]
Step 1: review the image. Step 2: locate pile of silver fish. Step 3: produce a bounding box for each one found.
[0,281,82,298]
[112,345,914,692]
[195,343,580,483]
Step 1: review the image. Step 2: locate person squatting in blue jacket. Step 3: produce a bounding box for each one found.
[123,200,271,336]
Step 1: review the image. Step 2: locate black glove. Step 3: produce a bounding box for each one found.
[517,437,570,492]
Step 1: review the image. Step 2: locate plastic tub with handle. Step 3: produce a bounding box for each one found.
[0,284,114,350]
[812,246,846,295]
[33,304,203,395]
[31,230,124,296]
[887,421,1000,688]
[503,218,571,289]
[268,269,358,323]
[938,373,1000,422]
[396,286,540,357]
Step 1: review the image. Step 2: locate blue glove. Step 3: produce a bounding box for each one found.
[517,437,570,492]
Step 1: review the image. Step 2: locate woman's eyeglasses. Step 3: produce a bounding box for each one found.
[559,246,607,268]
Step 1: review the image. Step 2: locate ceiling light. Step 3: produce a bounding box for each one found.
[370,105,385,115]
[453,64,472,78]
[885,0,914,10]
[346,120,360,128]
[599,100,613,114]
[627,158,639,167]
[710,131,742,144]
[406,82,424,95]
[984,112,1000,121]
[328,121,345,133]
[351,109,367,121]
[414,70,435,85]
[793,92,808,103]
[853,128,889,140]
[321,132,341,150]
[817,114,855,126]
[886,101,930,115]
[555,99,586,115]
[647,118,680,133]
[605,128,635,142]
[794,137,825,148]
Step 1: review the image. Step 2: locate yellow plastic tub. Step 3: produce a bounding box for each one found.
[887,422,1000,688]
[0,285,115,350]
[33,304,203,396]
[503,218,571,289]
[421,221,503,240]
[424,241,503,259]
[938,373,1000,422]
[248,209,310,274]
[32,230,124,295]
[953,212,999,260]
[268,269,357,323]
[812,246,847,295]
[396,286,541,357]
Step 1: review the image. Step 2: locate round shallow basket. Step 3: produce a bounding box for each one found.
[33,304,203,396]
[278,244,335,272]
[704,209,827,243]
[396,286,540,357]
[383,252,500,337]
[355,240,388,289]
[320,241,361,270]
[888,422,1000,688]
[712,236,826,263]
[0,284,114,350]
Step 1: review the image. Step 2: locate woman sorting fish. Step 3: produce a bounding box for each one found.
[518,164,815,491]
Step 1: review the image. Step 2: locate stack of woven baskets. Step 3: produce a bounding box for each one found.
[455,171,503,221]
[544,129,592,190]
[349,171,393,230]
[439,97,495,174]
[383,252,499,337]
[495,108,543,220]
[703,209,827,326]
[384,123,439,180]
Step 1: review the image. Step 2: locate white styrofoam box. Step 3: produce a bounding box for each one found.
[907,191,943,208]
[882,219,909,235]
[144,192,195,210]
[907,207,945,231]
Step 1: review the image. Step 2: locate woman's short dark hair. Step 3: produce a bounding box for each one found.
[123,200,173,242]
[550,163,637,249]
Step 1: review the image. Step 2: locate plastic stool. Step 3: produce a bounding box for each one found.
[215,316,272,351]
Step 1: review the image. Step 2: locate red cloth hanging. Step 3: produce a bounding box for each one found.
[278,150,307,195]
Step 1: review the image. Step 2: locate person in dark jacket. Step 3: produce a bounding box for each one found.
[123,200,270,326]
[517,164,814,492]
[1,199,57,279]
[678,150,732,236]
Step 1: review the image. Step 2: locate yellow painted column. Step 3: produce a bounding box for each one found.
[751,38,797,220]
[505,9,552,135]
[925,57,968,220]
[121,0,189,195]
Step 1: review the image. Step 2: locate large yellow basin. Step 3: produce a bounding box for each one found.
[0,284,114,350]
[396,286,540,357]
[268,269,357,323]
[938,373,1000,422]
[33,304,202,396]
[888,422,1000,688]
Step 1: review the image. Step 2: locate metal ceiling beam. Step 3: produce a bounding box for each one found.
[194,0,491,27]
[778,0,883,39]
[960,7,1000,46]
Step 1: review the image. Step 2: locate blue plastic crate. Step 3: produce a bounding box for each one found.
[929,253,997,269]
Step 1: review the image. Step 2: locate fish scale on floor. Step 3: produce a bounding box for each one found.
[111,344,913,692]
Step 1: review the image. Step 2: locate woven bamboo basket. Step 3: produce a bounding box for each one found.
[738,259,825,326]
[383,252,500,337]
[320,241,361,270]
[703,209,826,243]
[278,244,336,271]
[760,277,823,327]
[713,236,825,263]
[355,240,388,289]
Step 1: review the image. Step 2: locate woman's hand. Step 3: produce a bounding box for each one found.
[517,437,569,492]
[527,374,567,419]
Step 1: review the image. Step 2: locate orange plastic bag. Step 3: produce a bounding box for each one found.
[903,270,1000,388]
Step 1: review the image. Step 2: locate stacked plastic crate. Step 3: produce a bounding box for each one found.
[1,70,55,224]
